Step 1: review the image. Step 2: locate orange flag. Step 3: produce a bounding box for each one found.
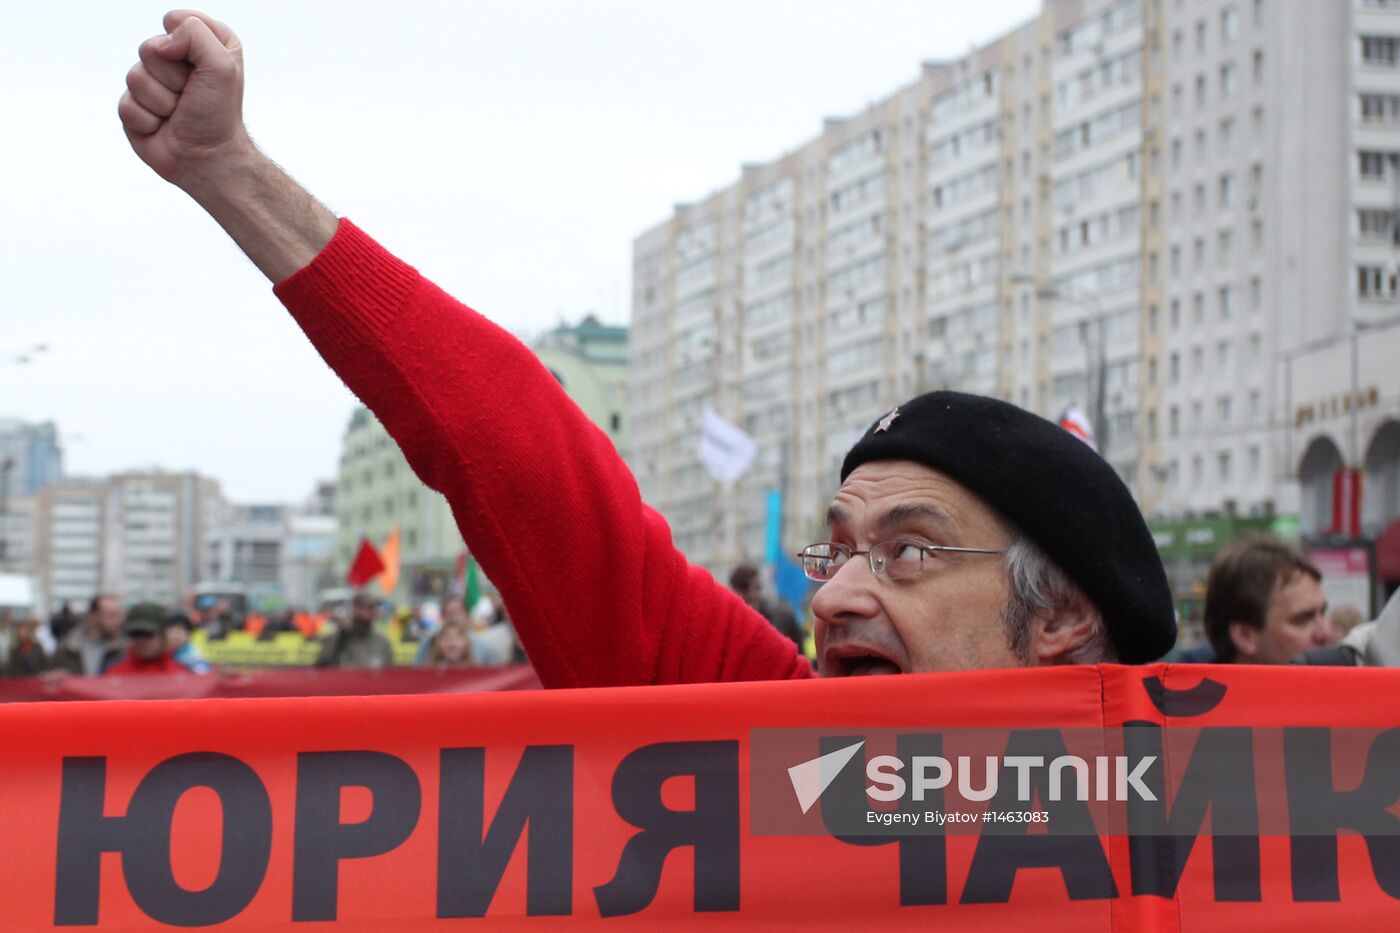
[379,526,401,595]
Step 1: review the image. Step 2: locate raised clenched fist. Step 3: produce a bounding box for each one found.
[119,10,251,187]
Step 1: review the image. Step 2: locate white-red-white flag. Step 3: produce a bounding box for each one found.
[1057,405,1098,452]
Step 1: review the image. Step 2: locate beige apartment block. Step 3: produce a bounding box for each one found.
[631,0,1400,576]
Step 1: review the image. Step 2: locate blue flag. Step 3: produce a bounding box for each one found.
[765,489,810,619]
[774,550,812,621]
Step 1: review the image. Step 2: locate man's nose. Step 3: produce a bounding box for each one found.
[810,556,881,626]
[1312,617,1333,645]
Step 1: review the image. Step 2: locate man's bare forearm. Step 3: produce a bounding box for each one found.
[181,145,338,284]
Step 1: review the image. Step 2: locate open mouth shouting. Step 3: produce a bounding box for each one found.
[823,644,906,677]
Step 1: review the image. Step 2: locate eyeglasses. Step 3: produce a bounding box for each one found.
[797,540,1007,583]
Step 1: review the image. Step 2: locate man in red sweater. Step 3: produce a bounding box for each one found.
[118,13,1175,687]
[106,603,188,676]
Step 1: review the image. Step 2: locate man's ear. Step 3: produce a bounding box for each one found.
[1028,596,1099,664]
[1227,620,1259,661]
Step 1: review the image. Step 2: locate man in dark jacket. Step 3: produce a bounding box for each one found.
[52,594,127,676]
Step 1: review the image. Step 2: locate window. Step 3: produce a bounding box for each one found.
[1170,352,1181,383]
[1193,238,1205,270]
[1250,276,1262,309]
[1360,151,1394,179]
[1195,74,1207,107]
[1171,244,1182,275]
[1219,286,1233,319]
[1169,405,1180,436]
[1217,340,1233,369]
[1193,292,1205,323]
[1218,229,1233,266]
[1251,219,1263,253]
[1361,93,1400,125]
[1359,264,1400,298]
[1197,20,1208,53]
[1253,49,1264,85]
[1362,36,1400,67]
[1194,183,1206,215]
[1220,172,1235,207]
[1218,450,1232,482]
[1170,298,1181,329]
[1360,208,1397,240]
[1248,445,1261,479]
[1221,62,1237,97]
[1252,106,1265,136]
[1222,7,1239,41]
[1192,346,1205,375]
[1171,137,1183,169]
[1172,83,1183,115]
[1219,118,1234,154]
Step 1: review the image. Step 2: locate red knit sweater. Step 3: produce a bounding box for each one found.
[274,220,814,689]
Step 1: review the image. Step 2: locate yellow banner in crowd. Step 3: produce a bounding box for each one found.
[191,631,422,668]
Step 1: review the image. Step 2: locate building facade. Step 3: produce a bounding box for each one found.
[630,0,1400,579]
[533,314,630,454]
[33,472,224,613]
[335,406,465,602]
[0,418,63,499]
[204,504,288,608]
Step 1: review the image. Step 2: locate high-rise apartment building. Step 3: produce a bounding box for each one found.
[630,0,1400,578]
[0,418,63,498]
[35,480,105,615]
[34,472,224,613]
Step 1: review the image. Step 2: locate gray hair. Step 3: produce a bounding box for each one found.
[1000,535,1116,665]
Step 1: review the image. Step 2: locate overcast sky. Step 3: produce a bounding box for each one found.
[1,0,1039,502]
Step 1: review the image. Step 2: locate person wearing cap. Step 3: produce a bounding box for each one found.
[106,603,189,675]
[119,12,1175,686]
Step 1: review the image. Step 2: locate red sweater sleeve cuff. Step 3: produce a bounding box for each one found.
[272,218,419,346]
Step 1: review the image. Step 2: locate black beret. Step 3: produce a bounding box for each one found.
[840,391,1175,663]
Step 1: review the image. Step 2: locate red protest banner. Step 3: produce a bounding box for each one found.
[0,666,541,703]
[0,664,1396,929]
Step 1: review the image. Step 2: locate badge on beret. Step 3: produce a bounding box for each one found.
[875,407,900,433]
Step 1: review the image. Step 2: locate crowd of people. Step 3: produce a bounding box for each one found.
[0,590,522,679]
[3,532,1394,684]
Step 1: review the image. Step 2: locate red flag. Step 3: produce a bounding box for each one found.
[346,536,386,587]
